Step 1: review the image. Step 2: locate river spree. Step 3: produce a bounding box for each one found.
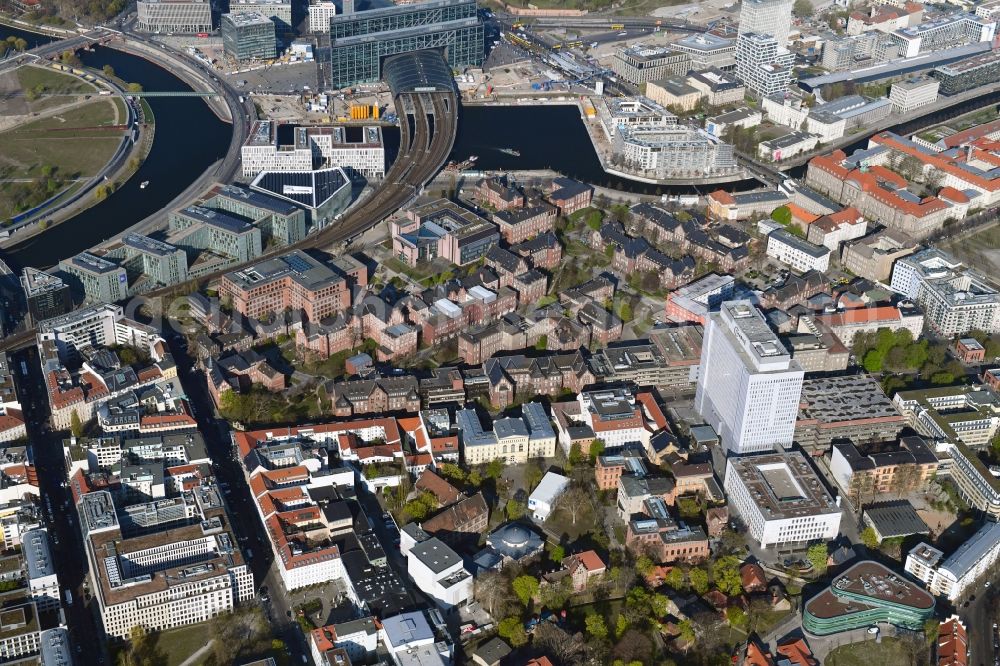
[0,26,231,269]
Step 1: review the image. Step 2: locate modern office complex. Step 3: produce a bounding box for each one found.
[803,560,935,635]
[20,268,72,325]
[242,121,385,180]
[738,0,794,45]
[672,32,736,70]
[56,252,128,305]
[695,301,804,454]
[889,77,939,112]
[136,0,212,33]
[229,0,293,35]
[890,248,1000,336]
[611,45,690,84]
[887,13,995,58]
[222,12,277,62]
[249,167,353,229]
[326,0,484,88]
[723,450,842,548]
[905,520,1000,600]
[79,489,254,639]
[932,49,1000,95]
[167,206,263,266]
[203,183,308,246]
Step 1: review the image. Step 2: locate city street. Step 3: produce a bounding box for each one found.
[12,345,110,664]
[163,331,313,662]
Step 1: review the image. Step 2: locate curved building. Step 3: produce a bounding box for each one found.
[803,560,935,636]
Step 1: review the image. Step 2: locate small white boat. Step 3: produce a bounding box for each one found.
[140,181,149,189]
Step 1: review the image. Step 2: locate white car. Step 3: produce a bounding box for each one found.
[867,626,879,635]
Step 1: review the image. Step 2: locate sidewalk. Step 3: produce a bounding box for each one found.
[178,640,214,666]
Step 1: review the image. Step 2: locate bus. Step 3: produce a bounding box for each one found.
[610,23,625,30]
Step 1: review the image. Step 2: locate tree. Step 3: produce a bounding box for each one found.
[678,619,695,644]
[726,606,749,630]
[403,491,437,522]
[924,619,940,646]
[689,566,710,595]
[568,442,583,467]
[549,544,565,563]
[475,570,514,618]
[70,410,83,438]
[770,205,792,226]
[555,486,590,525]
[126,82,143,93]
[807,543,829,574]
[498,617,527,647]
[512,575,539,606]
[664,567,687,591]
[712,556,743,596]
[588,439,605,463]
[524,462,544,491]
[117,625,166,666]
[103,64,115,78]
[793,0,813,16]
[585,613,608,640]
[635,555,655,577]
[485,458,504,480]
[860,526,880,550]
[614,615,629,639]
[505,498,525,521]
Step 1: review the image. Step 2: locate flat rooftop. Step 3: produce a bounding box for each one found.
[728,451,840,520]
[799,374,903,423]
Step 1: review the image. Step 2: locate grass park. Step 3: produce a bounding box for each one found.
[0,65,128,222]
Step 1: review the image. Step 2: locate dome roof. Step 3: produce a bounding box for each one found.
[501,524,531,548]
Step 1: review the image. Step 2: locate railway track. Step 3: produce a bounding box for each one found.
[0,89,459,353]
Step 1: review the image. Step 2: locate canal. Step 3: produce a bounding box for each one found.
[0,24,231,270]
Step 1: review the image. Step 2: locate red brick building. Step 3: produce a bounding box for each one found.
[545,177,593,215]
[477,177,524,210]
[493,202,558,244]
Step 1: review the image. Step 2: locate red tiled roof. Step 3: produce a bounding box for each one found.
[776,638,818,666]
[938,617,968,666]
[710,190,736,205]
[415,469,462,506]
[573,550,606,572]
[938,187,969,204]
[637,392,668,430]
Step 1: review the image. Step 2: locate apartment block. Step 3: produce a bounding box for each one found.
[794,374,906,454]
[391,199,498,267]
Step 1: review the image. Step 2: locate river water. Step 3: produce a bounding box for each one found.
[4,23,997,270]
[0,24,231,269]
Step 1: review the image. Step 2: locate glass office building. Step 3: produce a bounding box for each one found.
[222,12,278,61]
[327,0,483,88]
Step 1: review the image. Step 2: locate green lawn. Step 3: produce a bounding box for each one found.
[0,99,124,180]
[157,623,213,666]
[16,65,95,96]
[825,638,911,666]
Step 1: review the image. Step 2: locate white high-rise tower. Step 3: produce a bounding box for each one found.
[695,300,804,455]
[738,0,794,46]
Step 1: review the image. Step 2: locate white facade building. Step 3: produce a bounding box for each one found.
[723,451,842,548]
[735,33,794,97]
[738,0,794,46]
[406,538,472,610]
[528,472,570,522]
[22,529,59,611]
[891,248,1000,336]
[242,121,385,179]
[905,521,1000,600]
[890,77,939,113]
[766,229,832,272]
[308,0,337,32]
[695,301,804,454]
